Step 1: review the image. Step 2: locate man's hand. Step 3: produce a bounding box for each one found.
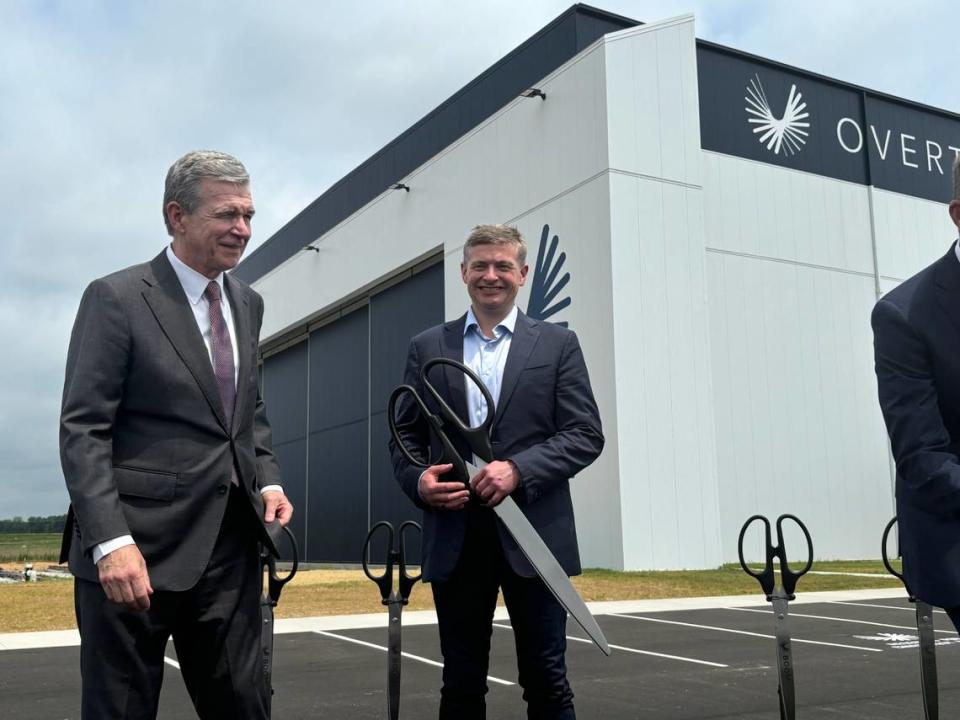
[419,463,470,510]
[97,544,153,611]
[263,490,294,526]
[470,461,519,507]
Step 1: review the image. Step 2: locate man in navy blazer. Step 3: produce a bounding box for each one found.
[873,157,960,628]
[390,224,604,719]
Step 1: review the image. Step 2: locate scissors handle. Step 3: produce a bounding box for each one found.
[388,384,470,482]
[262,525,300,605]
[421,357,496,463]
[362,521,395,603]
[881,516,913,596]
[777,514,813,597]
[397,520,423,602]
[738,514,776,596]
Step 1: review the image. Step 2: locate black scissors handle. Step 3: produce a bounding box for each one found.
[362,521,423,604]
[738,514,813,599]
[420,358,496,462]
[881,516,912,597]
[262,524,299,605]
[388,385,466,478]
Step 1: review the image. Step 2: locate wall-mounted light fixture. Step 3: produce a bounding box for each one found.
[303,245,320,253]
[391,182,410,192]
[522,88,546,101]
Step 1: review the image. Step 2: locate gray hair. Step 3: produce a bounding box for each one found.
[163,150,249,234]
[463,224,527,266]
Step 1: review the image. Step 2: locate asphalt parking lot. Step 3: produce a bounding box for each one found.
[1,589,957,719]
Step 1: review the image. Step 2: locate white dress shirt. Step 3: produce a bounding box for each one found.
[93,246,281,564]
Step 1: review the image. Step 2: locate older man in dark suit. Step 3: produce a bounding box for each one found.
[873,156,960,630]
[60,150,292,719]
[391,224,604,720]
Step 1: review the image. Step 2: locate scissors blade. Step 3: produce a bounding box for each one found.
[387,599,402,720]
[466,460,611,655]
[914,601,939,720]
[260,592,275,711]
[771,594,796,720]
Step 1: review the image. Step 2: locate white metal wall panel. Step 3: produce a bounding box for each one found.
[707,251,893,561]
[610,172,722,569]
[603,16,723,570]
[872,187,957,284]
[702,152,875,274]
[604,16,700,187]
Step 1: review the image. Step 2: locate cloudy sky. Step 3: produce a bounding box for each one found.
[1,0,956,519]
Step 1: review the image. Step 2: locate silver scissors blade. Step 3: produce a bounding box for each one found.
[466,460,611,655]
[771,594,796,720]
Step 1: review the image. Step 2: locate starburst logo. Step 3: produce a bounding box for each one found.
[744,73,810,156]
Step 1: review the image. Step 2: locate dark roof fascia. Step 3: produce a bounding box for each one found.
[697,38,960,122]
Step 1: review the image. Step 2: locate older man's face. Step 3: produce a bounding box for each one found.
[168,179,254,279]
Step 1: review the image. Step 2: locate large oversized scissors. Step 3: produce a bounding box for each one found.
[362,520,423,720]
[389,356,610,655]
[260,524,299,713]
[738,514,813,720]
[882,516,938,720]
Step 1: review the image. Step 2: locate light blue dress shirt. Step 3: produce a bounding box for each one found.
[462,305,518,426]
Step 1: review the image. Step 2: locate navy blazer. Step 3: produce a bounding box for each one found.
[873,244,960,608]
[390,309,604,583]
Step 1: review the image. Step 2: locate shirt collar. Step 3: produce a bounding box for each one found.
[165,245,225,306]
[955,238,960,266]
[464,305,518,339]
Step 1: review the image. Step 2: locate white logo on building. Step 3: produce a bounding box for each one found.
[745,74,810,156]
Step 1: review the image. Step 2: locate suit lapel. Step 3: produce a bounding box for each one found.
[934,246,960,341]
[493,310,540,429]
[225,273,251,435]
[439,315,469,422]
[141,252,229,432]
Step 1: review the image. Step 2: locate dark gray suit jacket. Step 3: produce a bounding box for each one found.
[390,310,604,583]
[873,244,960,608]
[59,251,281,591]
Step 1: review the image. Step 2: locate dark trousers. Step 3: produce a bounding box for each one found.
[431,507,575,720]
[947,606,960,635]
[74,487,267,720]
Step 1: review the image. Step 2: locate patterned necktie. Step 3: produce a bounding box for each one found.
[204,281,236,424]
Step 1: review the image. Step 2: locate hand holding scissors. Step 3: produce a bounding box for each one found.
[738,514,813,720]
[388,356,611,655]
[362,520,423,720]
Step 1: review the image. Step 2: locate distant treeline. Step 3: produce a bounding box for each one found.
[0,514,67,533]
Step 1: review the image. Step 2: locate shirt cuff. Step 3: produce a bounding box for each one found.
[417,470,428,501]
[259,484,283,495]
[93,535,135,565]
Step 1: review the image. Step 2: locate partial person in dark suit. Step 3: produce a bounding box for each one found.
[60,150,293,719]
[873,156,960,631]
[390,224,604,720]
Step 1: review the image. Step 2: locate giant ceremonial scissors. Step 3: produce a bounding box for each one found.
[738,513,813,720]
[882,516,939,720]
[261,524,299,714]
[362,520,423,720]
[388,356,610,655]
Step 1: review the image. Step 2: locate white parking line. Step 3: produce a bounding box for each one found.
[313,630,514,686]
[492,624,730,668]
[727,607,954,634]
[829,600,946,615]
[609,613,882,652]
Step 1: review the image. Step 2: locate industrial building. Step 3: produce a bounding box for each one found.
[234,5,960,569]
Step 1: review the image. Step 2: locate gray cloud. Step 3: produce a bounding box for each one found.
[0,0,955,518]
